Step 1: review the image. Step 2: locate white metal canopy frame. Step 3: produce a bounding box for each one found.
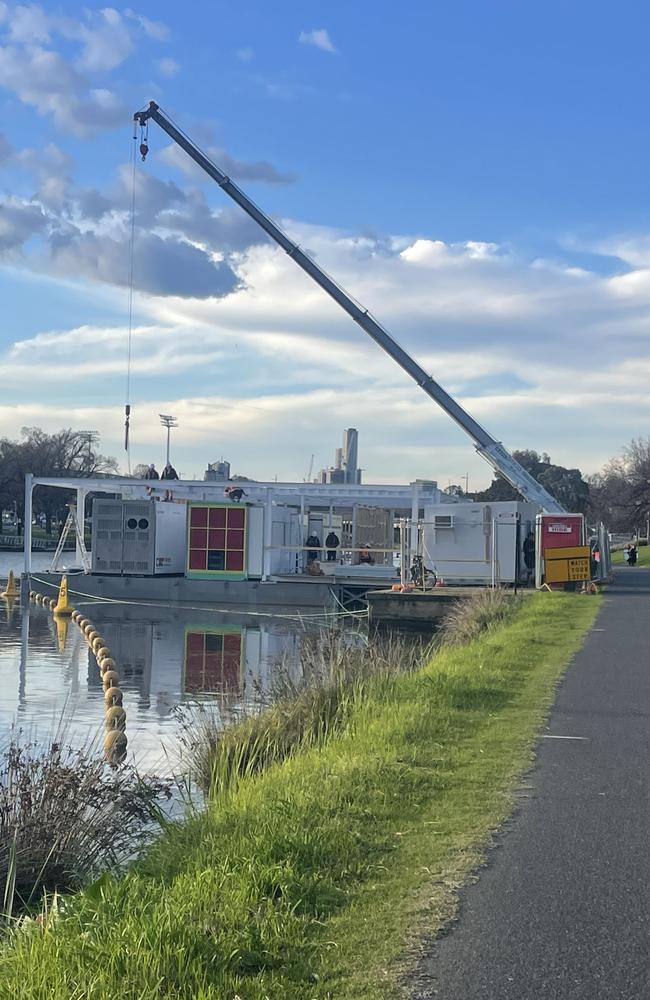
[133,101,565,515]
[21,474,446,580]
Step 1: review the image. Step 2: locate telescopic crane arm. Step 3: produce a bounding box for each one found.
[134,101,565,513]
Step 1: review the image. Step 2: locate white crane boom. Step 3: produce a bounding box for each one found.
[133,101,565,513]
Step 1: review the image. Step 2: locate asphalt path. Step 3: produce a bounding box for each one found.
[412,569,650,1000]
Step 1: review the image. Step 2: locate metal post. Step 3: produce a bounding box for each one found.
[535,513,543,589]
[351,503,358,565]
[263,487,273,581]
[410,482,420,560]
[23,473,33,580]
[399,518,407,588]
[76,486,87,568]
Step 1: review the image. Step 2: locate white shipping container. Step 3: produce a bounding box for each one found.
[421,500,539,584]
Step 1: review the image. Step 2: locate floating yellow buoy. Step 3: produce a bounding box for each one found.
[78,618,90,630]
[52,575,74,616]
[87,630,99,644]
[104,686,123,707]
[96,646,111,661]
[99,657,116,673]
[102,670,120,689]
[103,729,127,755]
[105,706,127,730]
[91,636,105,653]
[1,570,18,600]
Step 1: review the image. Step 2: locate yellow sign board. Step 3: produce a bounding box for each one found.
[544,545,591,583]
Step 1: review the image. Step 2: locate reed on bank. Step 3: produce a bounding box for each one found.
[0,733,171,916]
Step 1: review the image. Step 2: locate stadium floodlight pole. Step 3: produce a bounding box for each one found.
[159,414,177,467]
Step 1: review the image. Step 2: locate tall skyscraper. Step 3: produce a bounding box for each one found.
[343,428,358,484]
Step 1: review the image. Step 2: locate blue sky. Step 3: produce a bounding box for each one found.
[1,0,649,486]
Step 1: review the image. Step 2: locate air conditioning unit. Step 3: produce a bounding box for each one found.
[433,514,454,529]
[91,499,187,575]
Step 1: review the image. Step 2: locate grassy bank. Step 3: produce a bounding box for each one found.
[0,592,598,999]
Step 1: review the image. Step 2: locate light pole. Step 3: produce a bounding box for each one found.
[159,414,178,467]
[77,430,99,470]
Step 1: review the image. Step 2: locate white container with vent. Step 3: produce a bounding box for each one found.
[421,500,539,584]
[91,499,187,575]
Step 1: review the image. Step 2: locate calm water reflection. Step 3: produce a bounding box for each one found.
[0,595,360,771]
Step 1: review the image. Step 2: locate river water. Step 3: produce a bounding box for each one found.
[0,552,378,772]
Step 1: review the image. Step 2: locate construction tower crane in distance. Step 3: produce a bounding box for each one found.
[133,101,565,514]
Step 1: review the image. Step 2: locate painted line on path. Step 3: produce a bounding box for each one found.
[540,734,589,740]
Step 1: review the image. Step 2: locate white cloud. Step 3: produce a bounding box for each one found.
[126,10,170,42]
[235,46,254,62]
[0,5,171,135]
[299,28,337,53]
[8,3,50,44]
[156,56,179,77]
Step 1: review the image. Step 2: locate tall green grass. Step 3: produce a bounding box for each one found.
[0,592,599,999]
[177,629,430,795]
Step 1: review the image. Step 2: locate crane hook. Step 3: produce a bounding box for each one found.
[139,141,148,162]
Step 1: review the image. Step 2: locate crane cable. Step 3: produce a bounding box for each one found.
[124,120,139,473]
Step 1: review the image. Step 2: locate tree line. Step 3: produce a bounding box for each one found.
[448,439,650,535]
[0,427,118,535]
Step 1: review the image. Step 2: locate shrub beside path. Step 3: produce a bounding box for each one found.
[411,568,650,1000]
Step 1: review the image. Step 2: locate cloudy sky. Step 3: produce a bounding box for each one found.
[1,0,649,488]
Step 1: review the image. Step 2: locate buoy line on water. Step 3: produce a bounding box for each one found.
[28,578,128,766]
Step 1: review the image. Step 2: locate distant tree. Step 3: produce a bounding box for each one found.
[444,484,465,498]
[132,463,150,479]
[589,438,650,532]
[475,450,590,513]
[0,428,119,534]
